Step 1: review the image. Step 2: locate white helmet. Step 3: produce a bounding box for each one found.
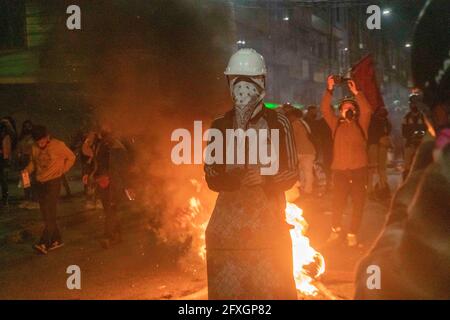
[224,48,267,76]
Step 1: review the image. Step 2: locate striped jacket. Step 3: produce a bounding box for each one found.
[204,106,298,194]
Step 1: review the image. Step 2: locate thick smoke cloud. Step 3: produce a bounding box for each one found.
[40,0,234,269]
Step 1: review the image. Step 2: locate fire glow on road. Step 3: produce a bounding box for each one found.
[285,202,326,296]
[184,179,325,297]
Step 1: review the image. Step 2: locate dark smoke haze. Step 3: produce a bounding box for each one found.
[40,0,235,268]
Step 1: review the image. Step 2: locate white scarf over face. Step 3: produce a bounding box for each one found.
[230,76,265,129]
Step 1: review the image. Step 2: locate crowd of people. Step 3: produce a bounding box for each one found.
[280,89,435,199]
[0,116,134,254]
[279,78,441,248]
[0,0,447,300]
[204,0,449,298]
[0,81,432,256]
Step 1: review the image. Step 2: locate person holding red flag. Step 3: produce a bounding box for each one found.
[351,54,384,112]
[321,76,373,247]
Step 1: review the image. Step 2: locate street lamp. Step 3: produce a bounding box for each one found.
[405,43,412,48]
[283,16,289,21]
[382,9,391,15]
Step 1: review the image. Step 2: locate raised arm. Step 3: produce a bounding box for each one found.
[321,76,339,131]
[344,79,373,138]
[354,92,373,137]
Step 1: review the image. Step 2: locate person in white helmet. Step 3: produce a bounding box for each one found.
[204,48,298,299]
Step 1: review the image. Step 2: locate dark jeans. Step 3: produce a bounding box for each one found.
[24,174,38,202]
[332,167,368,234]
[0,158,8,202]
[98,185,120,240]
[37,177,62,247]
[61,174,72,196]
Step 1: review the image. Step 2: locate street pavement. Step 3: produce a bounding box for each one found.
[0,170,402,299]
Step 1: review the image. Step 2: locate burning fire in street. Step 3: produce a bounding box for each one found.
[148,179,211,273]
[285,202,326,296]
[184,182,325,297]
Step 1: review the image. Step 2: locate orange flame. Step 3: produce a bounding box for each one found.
[187,183,325,296]
[285,202,325,296]
[187,196,209,260]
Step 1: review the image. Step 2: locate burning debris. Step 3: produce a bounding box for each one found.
[150,184,326,298]
[285,202,326,296]
[148,179,212,274]
[146,178,325,297]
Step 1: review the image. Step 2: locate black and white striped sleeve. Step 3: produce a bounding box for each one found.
[268,112,299,191]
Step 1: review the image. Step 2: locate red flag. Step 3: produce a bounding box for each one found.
[351,54,385,111]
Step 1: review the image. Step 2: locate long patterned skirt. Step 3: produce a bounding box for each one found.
[206,187,297,300]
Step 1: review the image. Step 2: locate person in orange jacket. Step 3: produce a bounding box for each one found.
[24,125,76,254]
[321,76,373,247]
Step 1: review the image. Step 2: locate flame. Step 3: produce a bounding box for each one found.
[285,202,325,296]
[189,197,201,215]
[184,181,325,297]
[186,196,208,260]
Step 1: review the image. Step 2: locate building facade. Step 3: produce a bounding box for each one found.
[230,0,412,108]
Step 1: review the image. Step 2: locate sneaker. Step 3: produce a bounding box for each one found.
[33,244,48,255]
[327,227,342,243]
[48,241,65,251]
[346,233,358,247]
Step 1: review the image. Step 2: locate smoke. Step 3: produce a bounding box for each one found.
[40,0,234,269]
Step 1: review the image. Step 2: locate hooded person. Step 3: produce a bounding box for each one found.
[204,48,299,299]
[355,0,450,299]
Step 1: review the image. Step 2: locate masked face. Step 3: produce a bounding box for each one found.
[229,76,265,128]
[340,102,356,120]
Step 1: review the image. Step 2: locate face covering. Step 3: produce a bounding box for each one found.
[345,109,355,120]
[230,77,265,129]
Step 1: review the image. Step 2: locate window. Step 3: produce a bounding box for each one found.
[318,42,324,58]
[336,8,341,24]
[0,0,26,50]
[302,59,310,80]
